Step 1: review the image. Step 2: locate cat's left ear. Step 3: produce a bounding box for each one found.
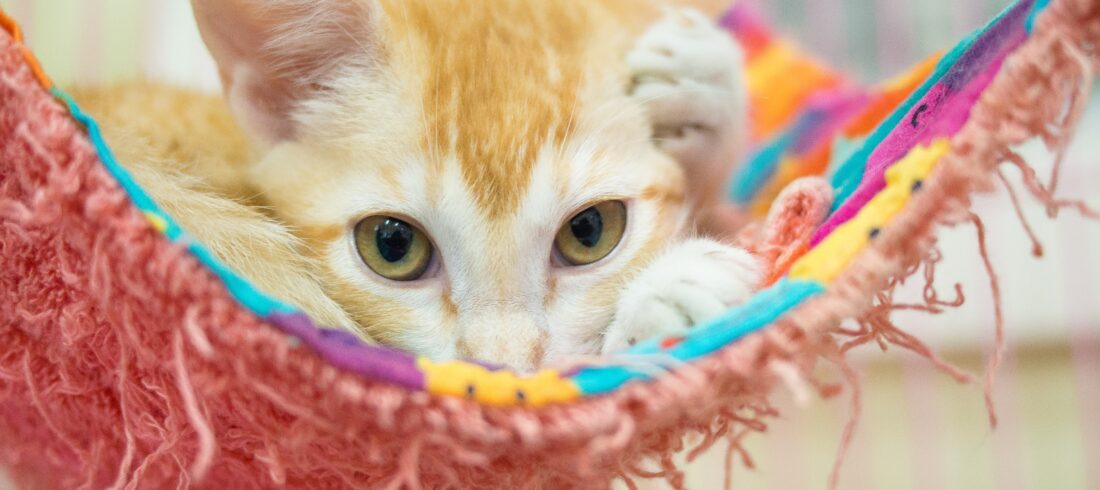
[191,0,382,143]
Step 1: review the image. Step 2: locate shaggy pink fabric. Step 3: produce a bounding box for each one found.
[1,1,1097,488]
[749,176,835,285]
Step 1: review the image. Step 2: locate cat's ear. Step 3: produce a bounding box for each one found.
[191,0,381,143]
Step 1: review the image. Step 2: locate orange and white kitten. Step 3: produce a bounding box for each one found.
[184,0,759,370]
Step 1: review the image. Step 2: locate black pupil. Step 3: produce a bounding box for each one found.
[375,218,415,263]
[570,207,603,248]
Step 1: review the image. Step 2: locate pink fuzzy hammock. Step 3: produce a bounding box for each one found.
[2,1,1099,488]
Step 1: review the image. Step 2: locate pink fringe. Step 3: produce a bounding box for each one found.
[825,348,860,490]
[996,169,1044,257]
[969,212,1006,429]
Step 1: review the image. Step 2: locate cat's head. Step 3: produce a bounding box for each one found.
[193,0,694,370]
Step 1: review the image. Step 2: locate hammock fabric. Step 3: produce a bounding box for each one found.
[1,0,1097,487]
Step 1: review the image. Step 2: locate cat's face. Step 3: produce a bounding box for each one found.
[194,0,688,370]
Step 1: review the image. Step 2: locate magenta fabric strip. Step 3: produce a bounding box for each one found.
[788,89,870,156]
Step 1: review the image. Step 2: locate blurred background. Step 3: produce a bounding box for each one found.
[1,0,1097,488]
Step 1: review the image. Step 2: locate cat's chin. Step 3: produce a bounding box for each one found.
[534,341,605,374]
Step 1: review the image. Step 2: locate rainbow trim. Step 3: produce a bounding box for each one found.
[0,0,1047,407]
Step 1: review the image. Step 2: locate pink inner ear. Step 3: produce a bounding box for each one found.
[225,65,298,142]
[191,0,377,143]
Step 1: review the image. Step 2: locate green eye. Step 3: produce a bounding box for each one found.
[354,216,433,281]
[555,201,627,266]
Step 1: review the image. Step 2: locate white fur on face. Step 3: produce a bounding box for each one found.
[255,81,686,371]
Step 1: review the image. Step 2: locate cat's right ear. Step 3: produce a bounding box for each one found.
[191,0,382,143]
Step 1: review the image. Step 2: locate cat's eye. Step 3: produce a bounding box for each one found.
[354,216,434,281]
[555,201,627,266]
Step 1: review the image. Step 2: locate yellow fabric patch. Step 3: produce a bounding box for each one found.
[419,359,580,407]
[789,139,949,284]
[843,53,943,138]
[144,211,169,233]
[747,41,841,140]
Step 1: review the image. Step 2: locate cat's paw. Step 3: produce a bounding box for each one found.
[601,239,761,354]
[627,7,747,198]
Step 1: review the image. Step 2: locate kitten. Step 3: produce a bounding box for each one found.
[109,0,759,371]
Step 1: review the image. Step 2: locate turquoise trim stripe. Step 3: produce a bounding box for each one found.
[672,279,823,356]
[730,129,795,204]
[54,87,298,317]
[573,279,824,394]
[1026,0,1050,32]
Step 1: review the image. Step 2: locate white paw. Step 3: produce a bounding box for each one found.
[602,239,761,354]
[627,7,748,208]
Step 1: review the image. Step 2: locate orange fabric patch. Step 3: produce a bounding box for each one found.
[0,9,54,89]
[749,144,832,217]
[746,41,843,141]
[842,52,941,138]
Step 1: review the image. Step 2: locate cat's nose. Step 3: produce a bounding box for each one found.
[456,312,548,371]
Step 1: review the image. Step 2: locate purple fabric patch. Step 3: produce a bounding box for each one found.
[720,2,762,33]
[812,0,1034,244]
[268,312,426,390]
[789,89,870,156]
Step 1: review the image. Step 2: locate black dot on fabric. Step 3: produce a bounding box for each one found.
[869,227,882,239]
[465,384,476,398]
[910,103,929,128]
[911,180,924,192]
[516,390,526,403]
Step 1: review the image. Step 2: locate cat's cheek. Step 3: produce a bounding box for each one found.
[320,240,458,353]
[379,296,460,360]
[548,202,688,358]
[541,265,636,363]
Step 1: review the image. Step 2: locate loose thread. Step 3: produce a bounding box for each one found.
[618,472,639,490]
[172,331,216,481]
[1005,151,1100,220]
[687,420,729,462]
[384,434,424,490]
[659,453,686,490]
[107,347,136,490]
[840,257,972,384]
[824,349,861,490]
[969,212,1005,429]
[1046,31,1095,198]
[996,169,1044,257]
[724,438,735,490]
[723,430,754,490]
